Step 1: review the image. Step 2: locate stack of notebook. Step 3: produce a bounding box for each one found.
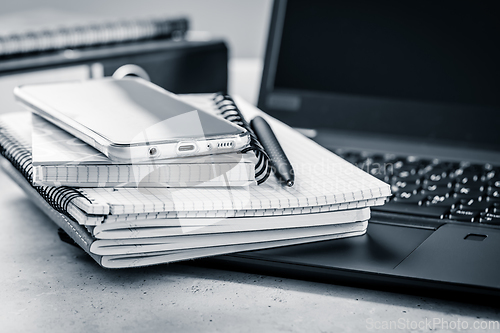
[0,93,391,268]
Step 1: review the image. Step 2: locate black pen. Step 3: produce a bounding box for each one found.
[250,116,295,187]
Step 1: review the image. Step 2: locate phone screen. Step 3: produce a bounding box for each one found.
[19,78,244,145]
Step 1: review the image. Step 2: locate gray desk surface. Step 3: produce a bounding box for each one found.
[1,60,499,332]
[1,169,500,332]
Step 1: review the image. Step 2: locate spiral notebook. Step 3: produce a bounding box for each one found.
[0,10,188,57]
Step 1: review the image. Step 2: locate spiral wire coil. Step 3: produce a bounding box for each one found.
[213,94,271,185]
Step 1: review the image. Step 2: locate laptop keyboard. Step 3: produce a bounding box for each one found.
[333,150,500,226]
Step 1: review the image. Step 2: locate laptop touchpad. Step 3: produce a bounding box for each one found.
[394,224,500,289]
[236,223,434,273]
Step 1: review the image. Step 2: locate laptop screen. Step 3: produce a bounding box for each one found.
[258,0,500,151]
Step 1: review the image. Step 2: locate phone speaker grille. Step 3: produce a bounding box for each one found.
[217,141,234,149]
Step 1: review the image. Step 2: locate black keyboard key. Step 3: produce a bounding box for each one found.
[488,179,500,189]
[448,214,474,222]
[396,169,415,177]
[455,172,482,185]
[485,187,500,198]
[393,162,418,173]
[450,207,482,217]
[419,164,434,175]
[448,207,480,221]
[479,208,500,224]
[442,162,461,175]
[392,173,422,183]
[392,160,405,170]
[482,169,497,181]
[392,192,427,204]
[425,172,448,182]
[478,217,500,225]
[420,188,451,197]
[422,178,453,188]
[454,183,484,193]
[489,204,500,214]
[484,196,500,204]
[426,194,452,206]
[482,212,500,220]
[391,177,422,187]
[375,202,447,218]
[422,167,449,181]
[454,198,491,211]
[424,196,458,208]
[478,213,500,225]
[391,183,420,195]
[452,190,483,200]
[391,180,417,188]
[411,156,428,163]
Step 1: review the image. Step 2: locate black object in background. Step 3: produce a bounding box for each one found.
[0,38,228,94]
[275,0,499,107]
[259,0,500,151]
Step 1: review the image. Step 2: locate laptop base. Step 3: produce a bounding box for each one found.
[198,222,500,301]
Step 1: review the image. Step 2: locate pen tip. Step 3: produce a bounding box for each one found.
[286,180,294,187]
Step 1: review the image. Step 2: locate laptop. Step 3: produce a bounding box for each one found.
[204,0,500,299]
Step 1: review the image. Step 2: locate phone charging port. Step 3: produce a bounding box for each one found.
[178,144,195,152]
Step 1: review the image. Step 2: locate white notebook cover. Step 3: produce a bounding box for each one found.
[90,207,370,239]
[90,221,368,255]
[100,230,367,269]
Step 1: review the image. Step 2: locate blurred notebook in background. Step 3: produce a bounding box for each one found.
[0,9,188,57]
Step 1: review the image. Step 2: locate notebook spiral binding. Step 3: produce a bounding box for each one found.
[213,93,271,185]
[0,17,189,57]
[0,124,91,215]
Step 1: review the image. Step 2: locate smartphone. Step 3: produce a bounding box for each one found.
[14,77,250,162]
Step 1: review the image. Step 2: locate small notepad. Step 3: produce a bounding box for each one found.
[30,113,256,187]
